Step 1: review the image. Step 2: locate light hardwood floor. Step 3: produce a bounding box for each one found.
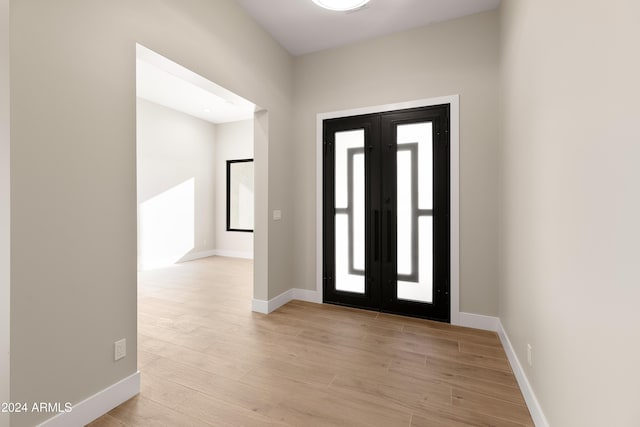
[89,257,533,427]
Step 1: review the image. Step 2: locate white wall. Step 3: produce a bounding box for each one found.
[9,1,293,425]
[137,99,217,269]
[292,11,500,315]
[215,119,254,258]
[500,2,640,425]
[0,0,10,425]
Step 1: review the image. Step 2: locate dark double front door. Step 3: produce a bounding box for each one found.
[323,105,450,322]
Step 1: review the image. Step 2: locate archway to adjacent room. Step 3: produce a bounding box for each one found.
[134,43,263,348]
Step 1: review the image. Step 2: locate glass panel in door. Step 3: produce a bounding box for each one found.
[396,122,433,303]
[334,129,365,294]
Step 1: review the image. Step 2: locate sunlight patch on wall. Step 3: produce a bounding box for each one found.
[139,178,195,270]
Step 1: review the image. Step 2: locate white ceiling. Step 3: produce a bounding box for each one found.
[136,44,255,124]
[236,0,501,56]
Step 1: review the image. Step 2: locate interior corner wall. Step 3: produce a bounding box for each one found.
[292,10,501,316]
[136,99,217,268]
[9,0,293,425]
[0,0,10,425]
[214,119,254,258]
[499,2,640,425]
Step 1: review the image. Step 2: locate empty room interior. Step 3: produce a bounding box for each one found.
[1,1,639,427]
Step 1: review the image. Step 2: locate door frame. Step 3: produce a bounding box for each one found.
[315,95,460,324]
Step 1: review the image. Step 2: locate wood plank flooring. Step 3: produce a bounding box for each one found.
[89,257,533,427]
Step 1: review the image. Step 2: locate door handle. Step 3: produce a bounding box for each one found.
[387,210,392,263]
[373,210,379,261]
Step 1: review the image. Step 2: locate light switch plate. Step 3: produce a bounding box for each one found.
[273,210,282,220]
[114,338,126,361]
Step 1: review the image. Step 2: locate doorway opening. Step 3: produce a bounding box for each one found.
[136,44,257,273]
[323,105,450,321]
[316,96,460,324]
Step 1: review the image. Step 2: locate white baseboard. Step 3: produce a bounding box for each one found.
[212,249,253,260]
[252,289,293,314]
[38,371,140,427]
[293,288,322,304]
[456,312,501,332]
[178,249,218,263]
[497,322,549,427]
[179,249,253,263]
[251,298,269,314]
[252,288,321,314]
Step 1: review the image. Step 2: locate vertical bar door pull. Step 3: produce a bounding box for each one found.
[387,210,392,263]
[374,210,380,261]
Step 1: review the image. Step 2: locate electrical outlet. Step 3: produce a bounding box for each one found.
[114,338,126,361]
[527,344,533,367]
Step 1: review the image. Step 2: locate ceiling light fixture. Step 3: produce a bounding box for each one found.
[311,0,370,12]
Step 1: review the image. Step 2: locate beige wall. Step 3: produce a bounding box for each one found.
[500,2,640,425]
[0,0,10,425]
[137,99,217,268]
[11,2,640,425]
[9,1,292,425]
[292,11,501,316]
[253,110,270,301]
[215,119,254,257]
